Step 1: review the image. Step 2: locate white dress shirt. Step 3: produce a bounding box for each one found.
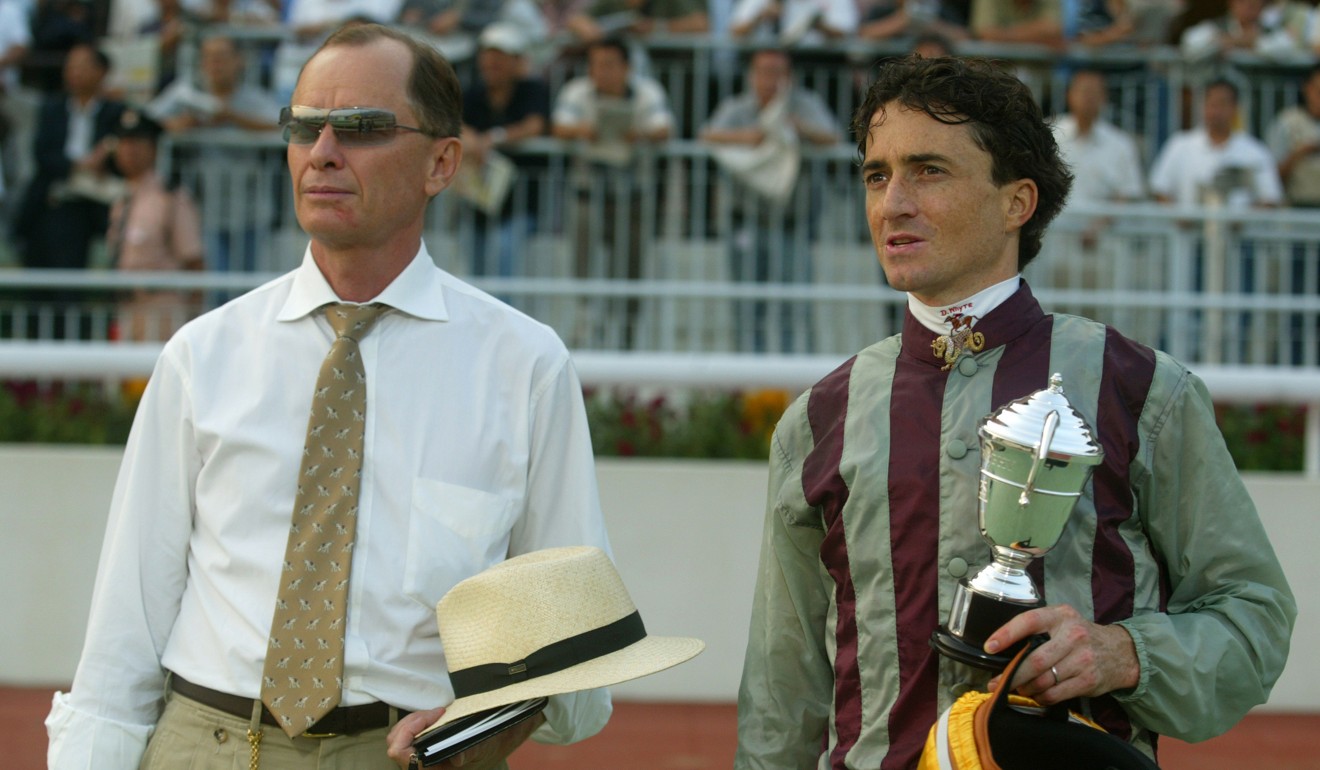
[552,74,676,168]
[64,97,100,163]
[730,0,859,43]
[1148,128,1284,208]
[1051,114,1146,205]
[1266,104,1320,206]
[47,244,613,769]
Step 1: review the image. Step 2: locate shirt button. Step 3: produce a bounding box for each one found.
[958,356,979,377]
[947,439,968,459]
[948,557,969,578]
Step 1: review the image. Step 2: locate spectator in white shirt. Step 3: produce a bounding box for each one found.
[147,34,280,285]
[147,34,279,133]
[552,37,674,347]
[1051,68,1145,206]
[729,0,859,44]
[1049,68,1146,284]
[1266,62,1320,207]
[1179,0,1307,61]
[1149,77,1283,209]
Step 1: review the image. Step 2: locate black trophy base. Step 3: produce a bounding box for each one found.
[930,581,1040,671]
[931,626,1015,670]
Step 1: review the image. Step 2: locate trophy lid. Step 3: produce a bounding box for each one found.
[979,374,1103,460]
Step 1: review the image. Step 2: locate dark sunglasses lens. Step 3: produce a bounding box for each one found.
[283,120,323,144]
[280,108,405,146]
[327,111,398,146]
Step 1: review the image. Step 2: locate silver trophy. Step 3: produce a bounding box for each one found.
[932,373,1104,670]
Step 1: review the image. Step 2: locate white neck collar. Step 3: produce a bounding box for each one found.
[907,275,1021,334]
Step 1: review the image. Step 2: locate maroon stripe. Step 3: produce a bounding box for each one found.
[801,356,860,768]
[879,355,947,770]
[991,315,1055,597]
[1091,326,1156,623]
[1086,327,1157,741]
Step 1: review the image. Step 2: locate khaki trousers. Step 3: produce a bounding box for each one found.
[140,689,400,770]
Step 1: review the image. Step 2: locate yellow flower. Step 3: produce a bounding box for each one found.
[741,389,792,444]
[121,377,150,404]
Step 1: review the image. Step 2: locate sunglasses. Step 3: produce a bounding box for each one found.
[279,106,430,147]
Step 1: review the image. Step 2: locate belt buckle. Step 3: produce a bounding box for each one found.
[302,717,342,740]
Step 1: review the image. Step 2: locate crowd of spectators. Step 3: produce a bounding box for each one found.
[1,0,1319,344]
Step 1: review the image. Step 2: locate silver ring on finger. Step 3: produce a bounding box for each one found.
[1051,665,1060,686]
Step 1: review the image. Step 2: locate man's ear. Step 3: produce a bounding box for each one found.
[426,137,463,197]
[1003,178,1038,233]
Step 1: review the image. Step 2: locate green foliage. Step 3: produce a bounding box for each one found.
[583,388,790,460]
[0,380,1310,473]
[0,381,136,445]
[1214,403,1307,473]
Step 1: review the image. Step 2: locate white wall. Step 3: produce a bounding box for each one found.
[2,447,1315,713]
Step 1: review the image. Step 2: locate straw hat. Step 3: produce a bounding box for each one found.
[428,545,704,728]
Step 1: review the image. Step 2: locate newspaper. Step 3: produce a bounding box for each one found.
[710,90,801,205]
[453,150,517,215]
[584,97,637,167]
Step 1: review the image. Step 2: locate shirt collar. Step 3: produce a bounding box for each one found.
[276,242,451,323]
[67,96,101,116]
[906,274,1021,335]
[901,279,1045,368]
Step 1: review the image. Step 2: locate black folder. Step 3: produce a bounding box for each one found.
[411,697,548,766]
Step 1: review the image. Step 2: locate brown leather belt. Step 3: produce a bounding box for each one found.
[170,673,407,736]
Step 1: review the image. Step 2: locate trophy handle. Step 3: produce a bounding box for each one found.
[1018,410,1060,506]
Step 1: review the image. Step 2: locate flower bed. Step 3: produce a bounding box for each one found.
[1,380,1307,472]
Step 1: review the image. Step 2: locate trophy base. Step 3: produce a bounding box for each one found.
[930,579,1041,671]
[930,626,1014,670]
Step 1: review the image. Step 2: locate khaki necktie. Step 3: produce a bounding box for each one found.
[261,302,387,737]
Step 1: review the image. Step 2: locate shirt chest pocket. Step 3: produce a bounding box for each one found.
[403,478,518,609]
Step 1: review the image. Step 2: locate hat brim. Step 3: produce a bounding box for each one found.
[429,635,705,729]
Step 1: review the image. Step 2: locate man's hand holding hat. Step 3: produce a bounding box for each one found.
[386,546,703,768]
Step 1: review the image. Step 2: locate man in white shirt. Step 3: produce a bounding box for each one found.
[729,0,859,44]
[1049,67,1145,286]
[1149,77,1283,209]
[147,34,280,133]
[147,33,280,286]
[1180,0,1309,60]
[552,38,674,348]
[46,23,612,770]
[1266,62,1320,207]
[700,48,842,353]
[1051,68,1144,207]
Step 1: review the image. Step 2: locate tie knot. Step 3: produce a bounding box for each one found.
[325,303,386,342]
